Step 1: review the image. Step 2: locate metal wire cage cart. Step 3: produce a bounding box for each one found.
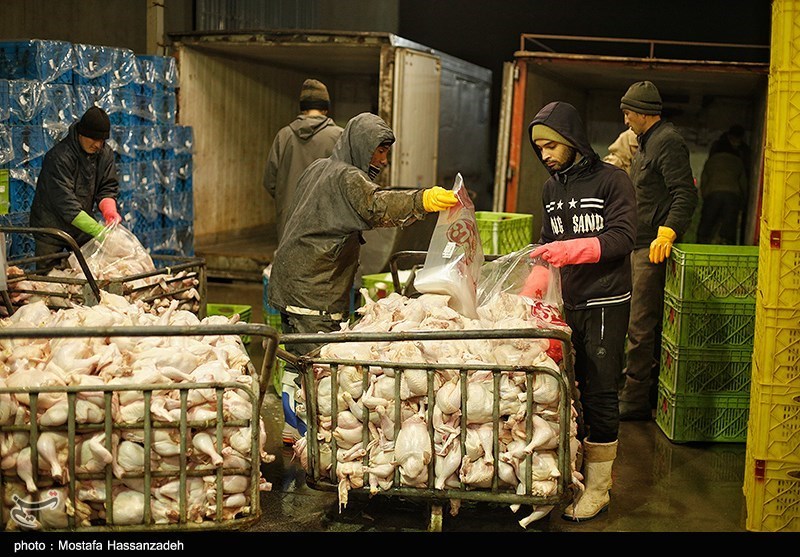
[0,322,279,531]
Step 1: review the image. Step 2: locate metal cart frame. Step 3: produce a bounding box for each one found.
[280,326,575,531]
[0,226,207,318]
[0,322,279,532]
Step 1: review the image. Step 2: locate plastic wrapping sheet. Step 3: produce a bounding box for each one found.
[0,124,12,165]
[0,40,73,83]
[8,79,45,126]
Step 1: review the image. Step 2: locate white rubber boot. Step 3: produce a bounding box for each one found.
[562,439,618,522]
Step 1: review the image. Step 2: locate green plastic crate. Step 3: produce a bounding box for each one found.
[666,243,759,303]
[474,211,532,255]
[361,272,396,300]
[207,303,252,344]
[660,337,753,395]
[656,383,750,443]
[662,291,755,350]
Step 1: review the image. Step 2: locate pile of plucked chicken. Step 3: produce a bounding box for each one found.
[3,226,201,316]
[292,288,584,529]
[0,292,272,530]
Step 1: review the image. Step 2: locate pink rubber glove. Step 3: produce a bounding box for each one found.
[98,198,121,225]
[531,237,601,268]
[520,264,551,299]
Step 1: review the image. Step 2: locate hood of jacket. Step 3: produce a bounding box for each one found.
[289,113,337,141]
[329,112,395,173]
[528,101,598,178]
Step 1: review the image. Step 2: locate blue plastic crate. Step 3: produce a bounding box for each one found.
[73,85,111,117]
[0,80,8,122]
[9,177,35,213]
[10,126,46,166]
[174,126,194,155]
[8,79,46,126]
[73,44,140,88]
[136,55,178,90]
[0,40,73,84]
[42,83,76,129]
[152,90,176,124]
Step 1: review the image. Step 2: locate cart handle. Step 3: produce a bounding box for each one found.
[0,226,102,303]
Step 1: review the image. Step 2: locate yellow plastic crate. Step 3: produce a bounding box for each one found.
[770,0,800,72]
[761,148,800,228]
[474,211,532,255]
[743,448,800,532]
[207,302,252,344]
[746,377,800,463]
[757,227,800,308]
[751,302,800,385]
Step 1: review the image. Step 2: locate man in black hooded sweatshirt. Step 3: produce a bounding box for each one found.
[521,101,636,522]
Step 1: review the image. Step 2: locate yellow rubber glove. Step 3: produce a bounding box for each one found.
[649,226,677,264]
[422,187,458,212]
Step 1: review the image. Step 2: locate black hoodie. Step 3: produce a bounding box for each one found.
[528,101,637,310]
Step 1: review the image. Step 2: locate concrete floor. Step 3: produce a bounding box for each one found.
[208,278,749,533]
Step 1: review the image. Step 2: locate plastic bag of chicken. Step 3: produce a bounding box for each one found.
[68,222,157,279]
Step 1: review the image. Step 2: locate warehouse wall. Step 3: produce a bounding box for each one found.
[0,0,194,54]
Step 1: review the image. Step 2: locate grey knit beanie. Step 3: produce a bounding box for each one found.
[620,81,662,115]
[299,79,330,111]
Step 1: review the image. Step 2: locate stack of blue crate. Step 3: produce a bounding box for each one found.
[0,39,194,259]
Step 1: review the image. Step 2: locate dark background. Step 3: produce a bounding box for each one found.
[398,0,772,133]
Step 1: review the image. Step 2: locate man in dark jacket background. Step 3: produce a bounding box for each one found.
[264,78,344,244]
[522,101,637,522]
[617,81,698,421]
[29,106,121,265]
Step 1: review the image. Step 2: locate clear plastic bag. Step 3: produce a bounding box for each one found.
[413,173,484,318]
[68,222,156,279]
[477,243,564,314]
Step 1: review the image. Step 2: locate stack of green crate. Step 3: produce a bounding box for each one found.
[656,244,759,443]
[474,211,533,255]
[206,303,252,344]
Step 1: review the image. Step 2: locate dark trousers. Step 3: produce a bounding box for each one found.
[34,239,68,271]
[620,248,666,409]
[697,192,741,245]
[565,302,630,443]
[280,311,348,384]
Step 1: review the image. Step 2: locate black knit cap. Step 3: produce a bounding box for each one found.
[77,106,110,140]
[620,81,663,115]
[299,79,330,111]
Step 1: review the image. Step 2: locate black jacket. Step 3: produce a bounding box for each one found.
[30,123,119,247]
[528,102,637,310]
[629,120,697,248]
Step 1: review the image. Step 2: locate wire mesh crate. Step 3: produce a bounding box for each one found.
[280,326,576,531]
[0,322,280,531]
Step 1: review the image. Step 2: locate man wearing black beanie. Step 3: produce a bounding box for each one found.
[617,81,698,421]
[30,106,121,267]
